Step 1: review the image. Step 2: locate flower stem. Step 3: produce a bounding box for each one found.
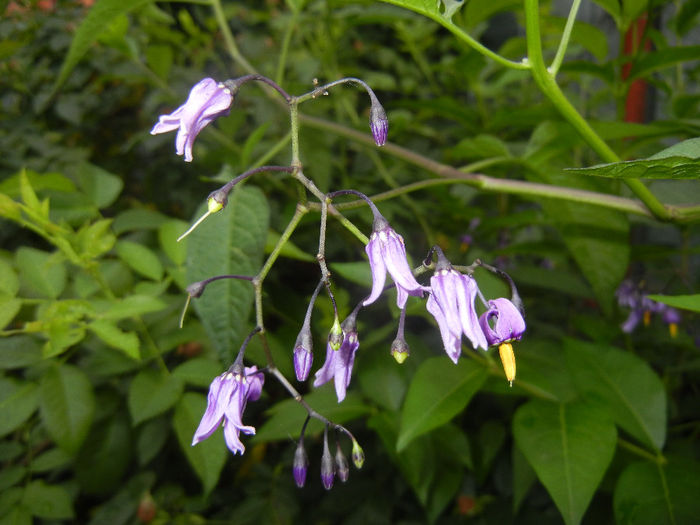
[549,0,582,77]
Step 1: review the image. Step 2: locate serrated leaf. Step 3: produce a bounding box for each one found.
[514,400,617,525]
[88,320,140,359]
[186,186,269,362]
[16,247,67,299]
[39,364,95,454]
[128,369,183,425]
[614,458,700,525]
[21,481,74,520]
[116,241,163,281]
[51,0,154,96]
[397,357,488,452]
[564,339,666,451]
[0,379,39,437]
[646,293,700,313]
[172,393,226,495]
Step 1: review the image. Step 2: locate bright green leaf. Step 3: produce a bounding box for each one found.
[158,219,189,266]
[0,259,19,296]
[128,369,184,425]
[116,240,163,281]
[186,186,269,362]
[397,357,488,452]
[0,296,21,329]
[646,293,700,313]
[172,393,227,495]
[39,364,95,454]
[565,339,666,451]
[16,247,67,299]
[88,320,140,359]
[514,400,617,525]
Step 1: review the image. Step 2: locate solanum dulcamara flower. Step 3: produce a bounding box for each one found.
[313,313,360,403]
[192,366,264,455]
[151,78,233,162]
[479,298,526,385]
[363,215,427,309]
[426,256,488,363]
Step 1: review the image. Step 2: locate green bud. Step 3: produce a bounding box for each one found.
[328,317,343,351]
[351,439,364,469]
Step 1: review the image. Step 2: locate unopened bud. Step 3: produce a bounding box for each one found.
[335,443,350,483]
[321,435,335,490]
[369,96,388,146]
[328,317,344,351]
[186,280,207,298]
[293,327,313,381]
[351,439,364,469]
[390,337,410,364]
[499,342,516,386]
[292,440,309,488]
[207,188,228,213]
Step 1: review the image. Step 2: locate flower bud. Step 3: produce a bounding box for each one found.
[292,439,309,488]
[206,188,229,213]
[390,336,410,364]
[369,97,388,146]
[293,326,313,381]
[351,439,365,469]
[186,280,207,298]
[328,317,344,351]
[321,435,335,490]
[335,443,350,483]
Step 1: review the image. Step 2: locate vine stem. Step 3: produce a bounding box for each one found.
[549,0,582,77]
[523,0,671,220]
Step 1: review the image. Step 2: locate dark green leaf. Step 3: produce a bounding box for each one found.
[628,46,700,81]
[186,186,269,361]
[29,448,72,473]
[565,339,666,451]
[21,481,74,520]
[265,230,315,262]
[646,293,700,313]
[675,0,700,35]
[513,400,617,525]
[39,364,95,454]
[172,392,227,495]
[397,357,488,451]
[115,241,164,281]
[172,358,223,388]
[614,458,700,525]
[568,158,700,180]
[136,416,169,465]
[75,163,123,208]
[112,208,167,235]
[0,379,39,437]
[128,369,184,425]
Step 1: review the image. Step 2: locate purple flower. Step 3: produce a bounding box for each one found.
[191,366,264,455]
[293,439,309,488]
[621,308,643,334]
[151,78,233,162]
[663,307,681,325]
[363,220,426,309]
[479,298,526,346]
[293,327,313,382]
[426,267,488,363]
[313,318,360,403]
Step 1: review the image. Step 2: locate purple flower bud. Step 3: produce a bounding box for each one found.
[186,280,207,298]
[478,298,526,346]
[293,440,309,488]
[335,444,350,483]
[320,435,335,490]
[293,326,313,382]
[369,99,388,146]
[151,78,233,162]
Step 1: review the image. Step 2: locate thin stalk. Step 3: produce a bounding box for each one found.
[618,437,662,463]
[549,0,582,77]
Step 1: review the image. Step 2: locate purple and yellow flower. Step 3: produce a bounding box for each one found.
[426,267,488,363]
[191,366,264,455]
[479,297,525,385]
[151,78,233,162]
[363,218,426,309]
[313,317,360,403]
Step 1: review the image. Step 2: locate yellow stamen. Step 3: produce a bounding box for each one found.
[643,310,651,326]
[499,342,516,386]
[669,323,678,338]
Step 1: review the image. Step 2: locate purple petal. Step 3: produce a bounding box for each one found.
[192,374,234,445]
[222,419,246,455]
[382,230,423,296]
[333,333,359,403]
[244,366,265,401]
[313,342,338,388]
[362,234,387,306]
[430,270,462,338]
[427,293,461,363]
[457,275,488,350]
[621,309,642,333]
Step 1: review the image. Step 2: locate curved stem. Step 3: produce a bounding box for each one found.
[549,0,582,77]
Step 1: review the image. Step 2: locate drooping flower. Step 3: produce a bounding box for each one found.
[663,307,682,338]
[478,298,526,347]
[191,366,264,455]
[293,326,313,382]
[426,264,488,363]
[369,96,388,146]
[293,439,309,488]
[363,216,426,309]
[151,78,233,162]
[313,315,360,403]
[320,430,335,490]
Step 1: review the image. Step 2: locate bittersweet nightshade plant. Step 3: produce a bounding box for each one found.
[479,298,526,346]
[150,78,233,162]
[191,365,264,454]
[313,312,360,403]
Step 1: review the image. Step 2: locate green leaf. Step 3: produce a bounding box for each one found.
[112,208,167,235]
[628,46,700,81]
[116,240,163,281]
[136,416,169,465]
[51,0,154,96]
[172,393,227,495]
[397,357,488,452]
[0,296,21,329]
[0,259,19,296]
[564,339,666,451]
[158,219,189,266]
[39,364,95,454]
[463,0,521,29]
[29,448,72,473]
[614,458,700,525]
[265,230,315,262]
[97,294,167,320]
[0,379,39,437]
[88,320,140,359]
[330,261,372,287]
[646,293,700,313]
[75,163,123,208]
[186,186,269,361]
[0,336,43,369]
[514,400,617,525]
[21,481,74,520]
[255,386,371,442]
[128,369,184,425]
[675,0,700,35]
[591,0,621,26]
[569,154,700,179]
[172,358,223,388]
[16,247,67,299]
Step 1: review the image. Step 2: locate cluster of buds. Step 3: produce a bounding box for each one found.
[616,280,682,337]
[152,74,526,490]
